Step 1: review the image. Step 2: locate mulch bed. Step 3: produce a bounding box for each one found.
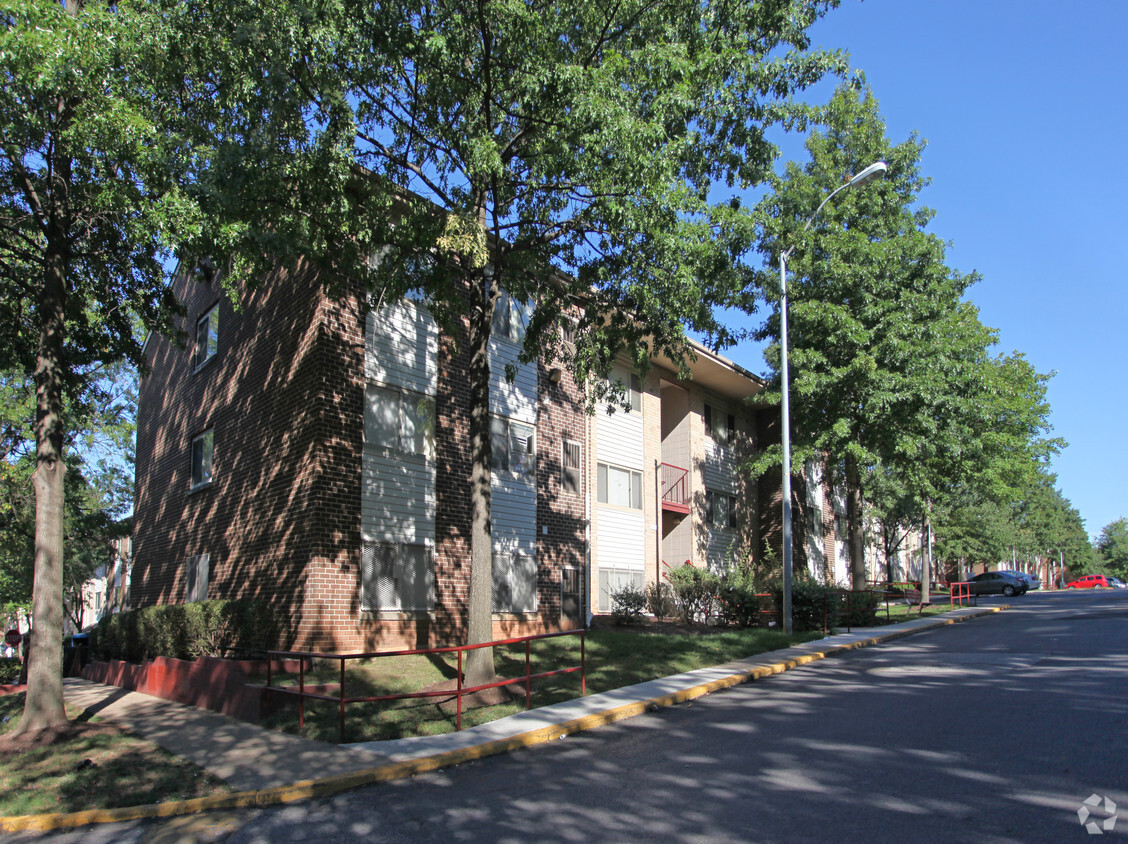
[588,615,728,636]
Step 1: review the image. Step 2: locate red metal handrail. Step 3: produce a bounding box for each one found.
[660,463,690,511]
[949,581,975,609]
[265,628,586,743]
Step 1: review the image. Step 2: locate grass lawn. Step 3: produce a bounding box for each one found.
[261,626,825,744]
[0,693,230,817]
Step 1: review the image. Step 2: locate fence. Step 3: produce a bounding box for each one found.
[265,628,586,743]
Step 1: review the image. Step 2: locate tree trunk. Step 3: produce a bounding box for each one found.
[464,265,497,687]
[845,455,866,590]
[17,230,70,735]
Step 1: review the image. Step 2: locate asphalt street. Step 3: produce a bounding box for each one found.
[13,589,1128,843]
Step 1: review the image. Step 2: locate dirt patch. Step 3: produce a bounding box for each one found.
[0,721,122,757]
[418,677,527,714]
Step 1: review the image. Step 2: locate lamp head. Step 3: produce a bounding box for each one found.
[847,161,888,188]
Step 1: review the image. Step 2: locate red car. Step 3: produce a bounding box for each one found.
[1065,574,1114,589]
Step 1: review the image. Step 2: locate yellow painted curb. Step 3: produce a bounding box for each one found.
[0,605,1007,833]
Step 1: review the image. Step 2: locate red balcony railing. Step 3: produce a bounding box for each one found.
[660,463,690,513]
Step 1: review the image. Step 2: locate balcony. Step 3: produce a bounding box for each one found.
[660,463,690,514]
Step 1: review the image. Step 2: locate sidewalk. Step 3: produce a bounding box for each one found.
[4,604,1004,832]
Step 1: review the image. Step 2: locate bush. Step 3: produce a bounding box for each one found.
[610,583,647,625]
[766,581,839,632]
[716,565,773,628]
[840,590,880,627]
[91,599,279,663]
[645,581,676,619]
[666,564,719,624]
[0,657,21,685]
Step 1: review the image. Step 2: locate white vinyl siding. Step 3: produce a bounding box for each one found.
[488,335,537,423]
[596,367,644,469]
[704,490,738,572]
[702,397,738,490]
[595,507,645,610]
[491,417,538,613]
[365,299,438,396]
[361,452,435,545]
[362,296,438,611]
[486,288,539,613]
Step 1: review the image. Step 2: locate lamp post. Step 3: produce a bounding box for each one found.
[778,161,887,635]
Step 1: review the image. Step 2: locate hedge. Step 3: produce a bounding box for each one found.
[91,599,279,663]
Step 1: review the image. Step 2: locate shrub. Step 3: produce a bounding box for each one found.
[645,581,676,619]
[716,565,773,628]
[766,581,839,632]
[91,599,279,663]
[666,564,719,624]
[840,590,880,627]
[610,583,647,625]
[0,657,21,685]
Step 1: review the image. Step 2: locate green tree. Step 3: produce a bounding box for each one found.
[1096,518,1128,579]
[172,0,848,682]
[0,1,189,733]
[748,84,984,588]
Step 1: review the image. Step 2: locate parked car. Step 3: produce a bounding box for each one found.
[1065,574,1114,589]
[1109,577,1127,589]
[967,571,1027,597]
[1000,570,1041,590]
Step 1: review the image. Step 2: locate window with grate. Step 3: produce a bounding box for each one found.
[493,550,537,613]
[562,439,582,494]
[361,541,435,612]
[184,554,209,603]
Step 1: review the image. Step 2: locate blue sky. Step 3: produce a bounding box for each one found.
[720,0,1126,540]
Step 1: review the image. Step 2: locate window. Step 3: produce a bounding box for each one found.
[597,463,642,509]
[562,439,583,494]
[598,567,644,610]
[560,320,577,354]
[607,365,641,413]
[706,490,738,529]
[704,404,736,446]
[184,554,209,603]
[195,305,219,370]
[361,541,434,611]
[364,384,435,458]
[490,417,536,480]
[493,549,537,613]
[190,430,214,490]
[491,290,533,343]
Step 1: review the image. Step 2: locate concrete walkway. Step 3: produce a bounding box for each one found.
[3,604,1004,833]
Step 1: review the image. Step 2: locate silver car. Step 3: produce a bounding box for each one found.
[1000,570,1041,591]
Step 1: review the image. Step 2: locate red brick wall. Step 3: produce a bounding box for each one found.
[133,266,586,653]
[132,263,365,650]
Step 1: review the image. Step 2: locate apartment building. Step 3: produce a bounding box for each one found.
[130,259,776,651]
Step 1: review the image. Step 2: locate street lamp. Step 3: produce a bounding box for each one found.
[778,160,887,635]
